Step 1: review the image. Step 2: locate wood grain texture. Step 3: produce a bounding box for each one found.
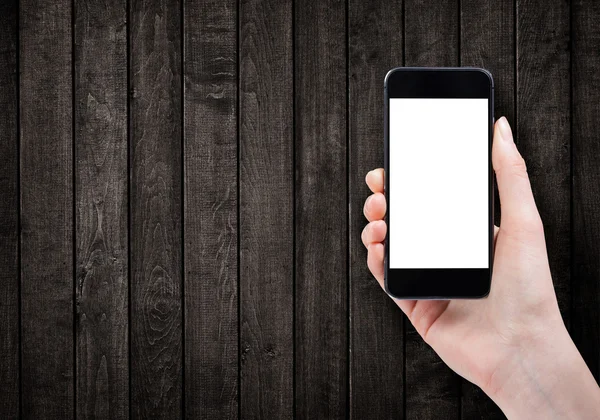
[405,0,459,67]
[295,0,348,418]
[572,0,600,381]
[20,1,74,418]
[348,0,404,419]
[460,0,513,417]
[240,0,294,418]
[404,0,461,418]
[516,0,570,321]
[9,2,600,419]
[74,0,129,418]
[130,1,182,417]
[0,1,19,418]
[183,0,238,418]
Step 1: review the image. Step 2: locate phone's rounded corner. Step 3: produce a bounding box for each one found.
[473,276,492,299]
[383,256,397,299]
[473,287,491,299]
[471,67,494,89]
[384,67,403,88]
[384,281,402,300]
[383,283,393,298]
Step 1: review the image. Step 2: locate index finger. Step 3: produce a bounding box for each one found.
[365,168,384,193]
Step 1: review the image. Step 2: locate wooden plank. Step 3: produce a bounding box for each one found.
[183,0,238,418]
[295,0,348,418]
[572,0,600,380]
[0,1,19,418]
[239,0,293,418]
[348,0,404,418]
[516,0,570,321]
[130,0,182,417]
[20,1,74,418]
[403,0,461,418]
[74,0,129,418]
[460,0,514,417]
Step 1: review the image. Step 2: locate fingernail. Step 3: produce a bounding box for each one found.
[497,117,513,143]
[365,195,372,212]
[365,170,373,185]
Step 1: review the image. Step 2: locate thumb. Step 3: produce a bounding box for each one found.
[492,117,542,233]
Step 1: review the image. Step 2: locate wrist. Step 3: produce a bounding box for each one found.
[487,325,600,419]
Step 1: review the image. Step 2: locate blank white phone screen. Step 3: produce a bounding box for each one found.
[389,98,489,269]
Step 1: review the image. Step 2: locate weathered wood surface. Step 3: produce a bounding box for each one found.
[240,0,294,418]
[74,0,129,418]
[20,1,74,418]
[183,0,238,419]
[0,0,597,418]
[129,1,183,417]
[0,1,19,419]
[295,0,348,418]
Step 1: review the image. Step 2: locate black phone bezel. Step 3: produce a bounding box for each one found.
[384,67,494,299]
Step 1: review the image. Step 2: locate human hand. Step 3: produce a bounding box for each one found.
[363,117,600,419]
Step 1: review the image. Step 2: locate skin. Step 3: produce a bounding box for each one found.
[363,117,600,419]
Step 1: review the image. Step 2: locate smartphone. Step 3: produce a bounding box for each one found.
[384,67,494,299]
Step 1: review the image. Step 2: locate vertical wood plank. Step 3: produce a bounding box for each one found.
[295,0,348,418]
[240,0,293,418]
[348,0,404,418]
[183,0,238,418]
[20,0,74,418]
[0,1,19,418]
[74,0,129,418]
[516,0,570,322]
[405,0,458,67]
[130,0,182,417]
[460,0,514,417]
[572,0,600,381]
[403,0,461,418]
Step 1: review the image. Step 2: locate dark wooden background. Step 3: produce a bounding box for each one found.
[0,0,598,418]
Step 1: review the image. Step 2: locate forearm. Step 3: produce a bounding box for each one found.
[488,327,600,419]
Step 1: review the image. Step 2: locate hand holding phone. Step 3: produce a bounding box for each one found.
[363,116,600,418]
